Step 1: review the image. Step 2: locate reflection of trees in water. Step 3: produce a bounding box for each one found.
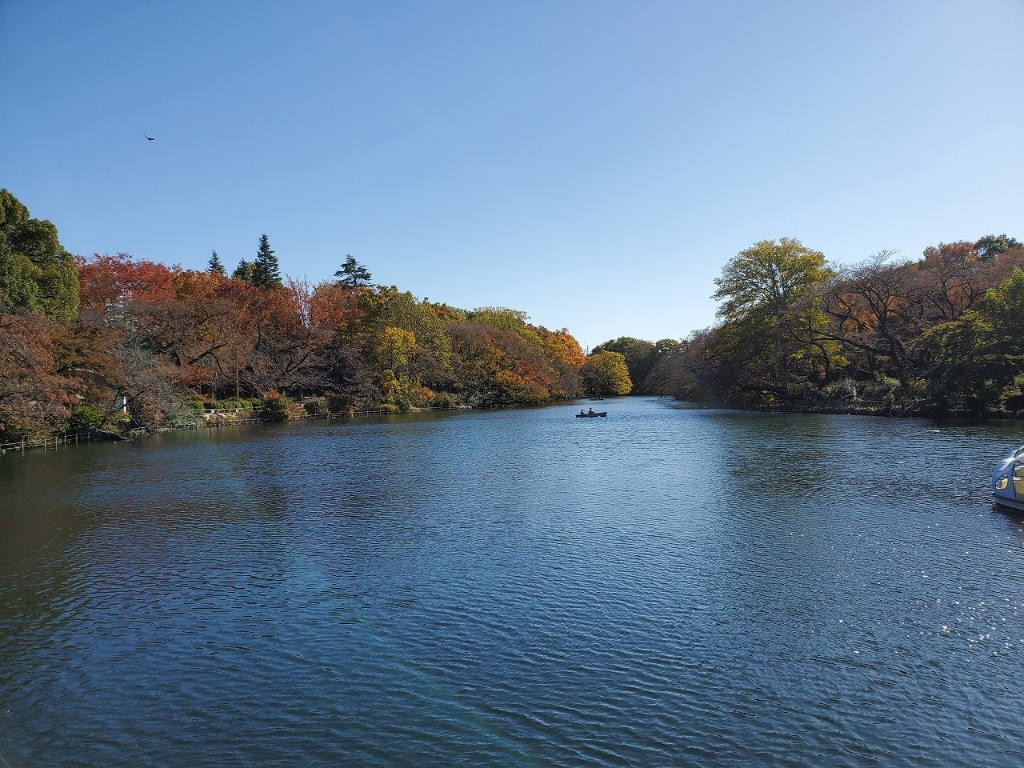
[0,451,96,661]
[710,412,842,500]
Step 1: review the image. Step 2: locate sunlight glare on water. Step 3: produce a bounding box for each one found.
[2,398,1024,766]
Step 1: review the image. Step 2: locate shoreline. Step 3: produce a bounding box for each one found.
[0,400,570,457]
[662,394,1024,421]
[6,396,1021,458]
[736,402,1024,420]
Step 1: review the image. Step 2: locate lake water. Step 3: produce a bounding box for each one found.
[2,397,1024,766]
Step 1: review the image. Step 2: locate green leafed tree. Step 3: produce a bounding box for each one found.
[251,234,282,290]
[591,337,659,391]
[0,189,79,322]
[581,350,632,396]
[713,238,832,325]
[233,259,255,283]
[975,234,1022,262]
[208,249,225,276]
[334,255,372,288]
[712,237,833,395]
[925,268,1024,413]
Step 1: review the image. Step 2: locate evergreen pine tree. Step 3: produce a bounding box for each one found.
[233,259,255,283]
[251,234,282,290]
[208,249,225,276]
[334,254,373,288]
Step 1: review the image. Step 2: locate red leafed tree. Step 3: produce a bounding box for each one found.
[76,252,176,319]
[0,306,80,441]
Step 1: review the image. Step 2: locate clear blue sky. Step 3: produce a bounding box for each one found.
[2,1,1021,349]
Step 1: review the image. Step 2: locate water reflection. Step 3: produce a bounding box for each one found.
[2,400,1024,766]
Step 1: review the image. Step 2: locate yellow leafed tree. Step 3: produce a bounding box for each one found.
[581,350,632,396]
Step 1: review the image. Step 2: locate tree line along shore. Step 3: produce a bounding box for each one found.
[642,235,1024,417]
[2,187,1022,445]
[1,189,634,444]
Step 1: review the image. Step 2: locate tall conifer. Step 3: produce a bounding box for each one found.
[208,249,225,276]
[334,255,373,288]
[251,234,282,290]
[233,259,254,282]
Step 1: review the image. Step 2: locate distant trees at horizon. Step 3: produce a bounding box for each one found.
[3,185,1022,443]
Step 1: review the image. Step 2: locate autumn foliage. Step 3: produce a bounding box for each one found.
[0,192,588,440]
[7,186,1019,440]
[646,236,1024,415]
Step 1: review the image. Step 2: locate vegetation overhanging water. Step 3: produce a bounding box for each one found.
[2,188,1023,448]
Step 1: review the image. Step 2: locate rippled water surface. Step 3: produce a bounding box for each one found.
[3,398,1024,766]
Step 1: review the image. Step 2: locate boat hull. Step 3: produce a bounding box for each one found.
[575,412,607,418]
[991,445,1024,510]
[993,494,1024,512]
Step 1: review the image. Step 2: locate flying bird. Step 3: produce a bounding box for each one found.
[144,135,154,142]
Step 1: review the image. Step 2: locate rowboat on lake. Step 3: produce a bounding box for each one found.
[575,410,607,418]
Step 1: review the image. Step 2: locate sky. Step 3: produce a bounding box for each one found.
[1,1,1022,350]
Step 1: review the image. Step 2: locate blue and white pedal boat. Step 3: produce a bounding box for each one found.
[992,445,1024,512]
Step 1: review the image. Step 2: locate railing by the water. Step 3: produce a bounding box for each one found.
[202,408,263,426]
[296,405,471,419]
[0,431,98,455]
[1,405,475,456]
